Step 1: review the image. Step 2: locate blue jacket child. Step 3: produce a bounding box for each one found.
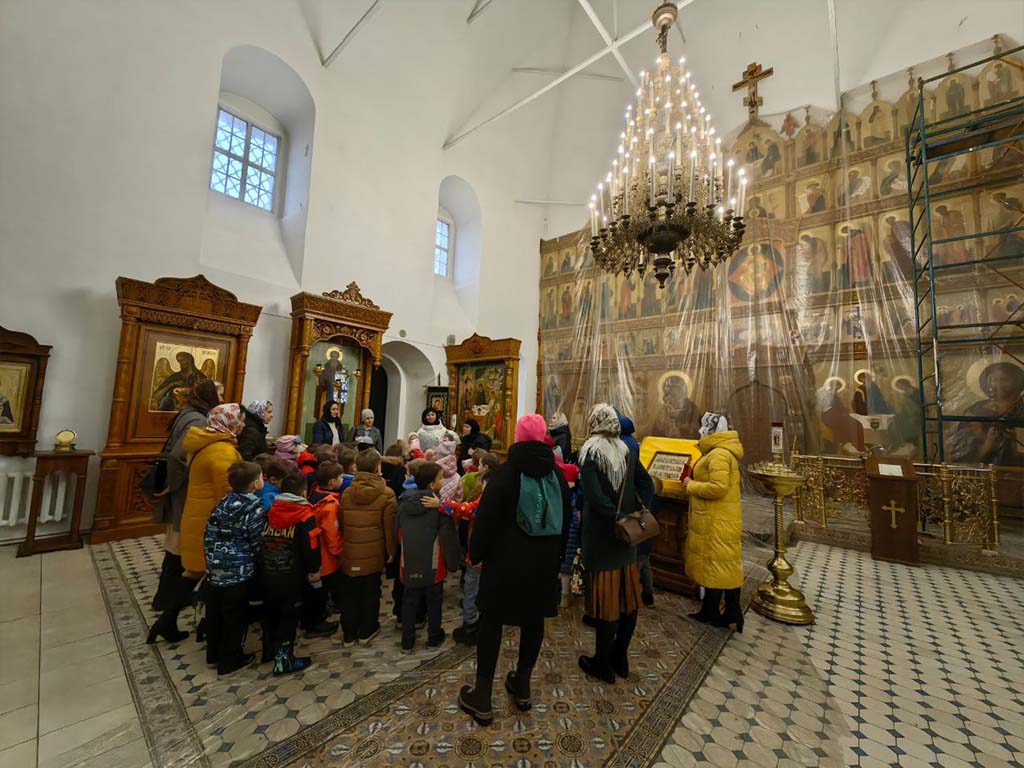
[205,491,266,586]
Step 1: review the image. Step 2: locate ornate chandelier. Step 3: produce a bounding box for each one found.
[588,2,746,287]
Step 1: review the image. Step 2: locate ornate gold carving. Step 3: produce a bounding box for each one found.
[917,464,995,548]
[116,275,262,325]
[322,282,380,309]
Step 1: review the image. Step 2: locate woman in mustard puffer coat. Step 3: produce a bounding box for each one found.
[148,404,245,645]
[683,412,745,632]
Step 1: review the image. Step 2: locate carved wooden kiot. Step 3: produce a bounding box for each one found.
[0,325,51,457]
[93,275,261,543]
[284,283,393,436]
[446,333,521,454]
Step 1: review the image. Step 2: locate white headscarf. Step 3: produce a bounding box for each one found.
[578,403,629,491]
[699,412,729,439]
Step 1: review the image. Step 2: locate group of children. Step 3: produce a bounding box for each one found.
[199,433,501,677]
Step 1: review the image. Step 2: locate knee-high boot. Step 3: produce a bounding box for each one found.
[611,611,638,679]
[714,588,744,633]
[147,575,198,644]
[151,552,183,611]
[578,619,617,684]
[689,587,722,624]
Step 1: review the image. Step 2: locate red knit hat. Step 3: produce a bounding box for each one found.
[514,413,548,444]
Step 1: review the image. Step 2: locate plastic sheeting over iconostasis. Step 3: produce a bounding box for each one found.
[538,39,1024,491]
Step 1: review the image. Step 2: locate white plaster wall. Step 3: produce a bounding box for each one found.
[0,0,561,529]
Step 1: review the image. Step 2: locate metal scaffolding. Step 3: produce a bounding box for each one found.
[906,44,1024,465]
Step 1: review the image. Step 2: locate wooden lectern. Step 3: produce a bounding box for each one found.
[865,457,919,565]
[639,436,701,597]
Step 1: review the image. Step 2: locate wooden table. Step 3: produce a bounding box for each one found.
[18,450,93,557]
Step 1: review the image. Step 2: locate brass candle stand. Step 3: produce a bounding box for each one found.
[748,461,815,625]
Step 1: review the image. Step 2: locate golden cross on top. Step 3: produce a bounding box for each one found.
[882,500,905,530]
[732,62,774,120]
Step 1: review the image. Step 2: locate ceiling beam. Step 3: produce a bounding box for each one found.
[322,0,384,68]
[512,67,624,83]
[443,0,696,150]
[467,0,498,24]
[576,0,640,90]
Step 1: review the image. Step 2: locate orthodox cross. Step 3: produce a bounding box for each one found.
[882,500,905,529]
[733,62,774,120]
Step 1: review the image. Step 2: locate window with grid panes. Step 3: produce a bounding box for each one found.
[209,108,280,211]
[434,218,451,277]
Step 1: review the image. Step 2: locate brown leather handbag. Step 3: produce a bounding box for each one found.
[614,454,660,546]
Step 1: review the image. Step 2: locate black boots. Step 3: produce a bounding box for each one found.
[459,675,494,726]
[147,576,198,645]
[578,619,617,684]
[452,621,479,645]
[713,588,744,634]
[689,587,723,624]
[151,552,183,611]
[504,668,533,711]
[611,612,637,680]
[272,642,312,676]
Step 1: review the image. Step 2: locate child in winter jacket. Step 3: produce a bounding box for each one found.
[390,458,423,623]
[203,461,266,675]
[434,440,463,502]
[310,461,345,638]
[396,462,460,652]
[338,450,397,645]
[257,458,292,512]
[451,452,499,644]
[261,472,322,675]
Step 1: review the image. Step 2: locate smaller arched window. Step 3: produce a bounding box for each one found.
[210,105,283,212]
[435,206,455,277]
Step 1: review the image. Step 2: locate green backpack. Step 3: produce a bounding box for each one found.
[516,472,564,536]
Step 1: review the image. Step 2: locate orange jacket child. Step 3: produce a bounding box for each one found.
[313,491,344,578]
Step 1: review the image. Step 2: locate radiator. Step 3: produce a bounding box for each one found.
[0,460,74,531]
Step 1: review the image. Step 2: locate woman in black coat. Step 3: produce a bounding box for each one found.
[577,403,654,684]
[458,415,570,726]
[237,400,273,460]
[548,411,573,462]
[457,418,491,474]
[311,400,344,446]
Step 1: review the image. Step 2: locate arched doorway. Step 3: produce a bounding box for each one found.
[368,364,389,440]
[380,341,437,446]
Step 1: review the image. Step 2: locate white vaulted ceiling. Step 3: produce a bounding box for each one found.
[298,0,1022,235]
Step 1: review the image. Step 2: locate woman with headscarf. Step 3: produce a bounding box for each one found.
[458,414,570,725]
[417,407,458,451]
[683,412,746,632]
[148,404,245,644]
[312,401,344,447]
[237,400,273,461]
[458,418,490,474]
[576,404,654,684]
[548,412,573,462]
[150,380,220,611]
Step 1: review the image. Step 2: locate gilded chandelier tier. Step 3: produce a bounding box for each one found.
[588,3,746,287]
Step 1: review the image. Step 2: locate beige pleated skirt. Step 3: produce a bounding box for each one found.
[585,562,642,621]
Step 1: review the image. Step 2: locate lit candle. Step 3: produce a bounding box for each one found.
[675,122,683,166]
[649,155,656,207]
[589,199,597,235]
[717,206,725,222]
[726,158,734,205]
[709,153,716,205]
[623,166,630,213]
[739,177,748,217]
[598,183,605,221]
[689,150,696,201]
[667,151,675,199]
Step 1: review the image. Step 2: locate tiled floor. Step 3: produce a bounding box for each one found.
[0,545,148,768]
[2,536,1023,767]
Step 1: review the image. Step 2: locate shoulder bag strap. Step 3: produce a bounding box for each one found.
[614,453,631,517]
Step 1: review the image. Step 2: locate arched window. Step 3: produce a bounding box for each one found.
[435,206,455,277]
[210,105,283,212]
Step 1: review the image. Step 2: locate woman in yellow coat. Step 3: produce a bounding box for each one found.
[683,412,745,632]
[148,403,245,644]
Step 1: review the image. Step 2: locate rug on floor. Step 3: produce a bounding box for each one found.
[92,535,768,768]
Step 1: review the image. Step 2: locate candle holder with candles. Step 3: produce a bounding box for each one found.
[586,2,746,287]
